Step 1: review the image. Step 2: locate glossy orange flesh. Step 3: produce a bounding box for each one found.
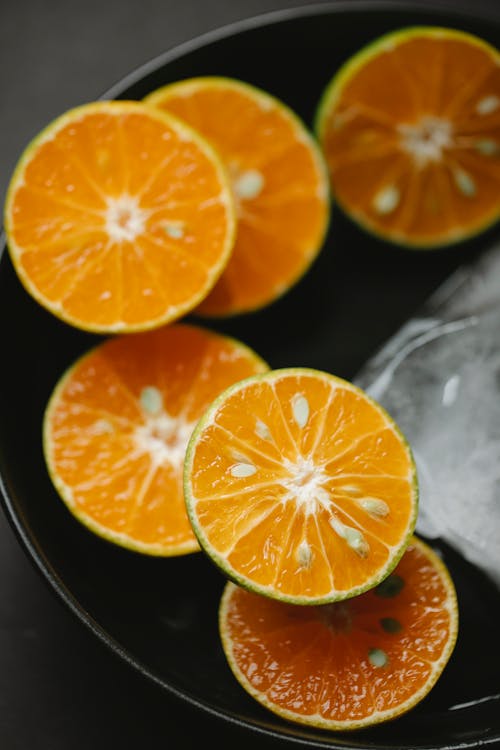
[318,29,500,246]
[43,324,267,555]
[146,78,329,314]
[5,101,235,332]
[186,369,417,602]
[220,537,458,729]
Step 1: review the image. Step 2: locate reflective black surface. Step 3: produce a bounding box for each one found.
[1,1,500,748]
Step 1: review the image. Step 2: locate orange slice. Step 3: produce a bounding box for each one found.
[184,368,418,604]
[43,324,268,556]
[315,27,500,248]
[219,536,458,731]
[145,77,330,315]
[4,101,236,332]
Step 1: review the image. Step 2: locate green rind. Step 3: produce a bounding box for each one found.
[146,76,332,317]
[4,100,238,334]
[218,535,458,731]
[314,25,500,250]
[184,366,419,606]
[42,322,269,557]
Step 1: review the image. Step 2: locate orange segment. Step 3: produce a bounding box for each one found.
[43,324,268,556]
[184,368,418,604]
[145,77,330,315]
[5,101,236,332]
[219,536,458,730]
[315,27,500,247]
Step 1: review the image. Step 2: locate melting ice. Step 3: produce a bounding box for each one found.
[355,243,500,587]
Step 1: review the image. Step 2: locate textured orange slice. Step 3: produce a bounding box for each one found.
[184,368,418,603]
[316,27,500,247]
[5,101,236,332]
[219,536,458,730]
[43,324,268,555]
[145,77,330,315]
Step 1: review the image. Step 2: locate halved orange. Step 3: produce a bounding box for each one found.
[4,101,236,333]
[315,27,500,248]
[145,77,330,315]
[184,368,418,604]
[43,323,268,556]
[219,536,458,731]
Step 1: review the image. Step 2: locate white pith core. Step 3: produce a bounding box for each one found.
[277,457,373,561]
[280,457,332,516]
[133,409,195,469]
[398,116,453,167]
[105,195,147,241]
[372,114,483,215]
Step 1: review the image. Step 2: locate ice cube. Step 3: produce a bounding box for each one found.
[355,242,500,587]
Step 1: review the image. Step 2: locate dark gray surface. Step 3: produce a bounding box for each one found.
[1,1,499,748]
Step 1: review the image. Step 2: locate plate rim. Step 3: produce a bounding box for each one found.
[1,1,500,747]
[103,0,500,101]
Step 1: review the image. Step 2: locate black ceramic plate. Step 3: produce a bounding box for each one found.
[1,2,500,748]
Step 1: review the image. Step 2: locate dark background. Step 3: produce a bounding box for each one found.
[1,1,499,748]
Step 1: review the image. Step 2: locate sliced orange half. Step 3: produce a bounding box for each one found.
[315,27,500,248]
[145,77,330,315]
[43,324,268,556]
[184,368,418,604]
[4,101,236,332]
[219,536,458,731]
